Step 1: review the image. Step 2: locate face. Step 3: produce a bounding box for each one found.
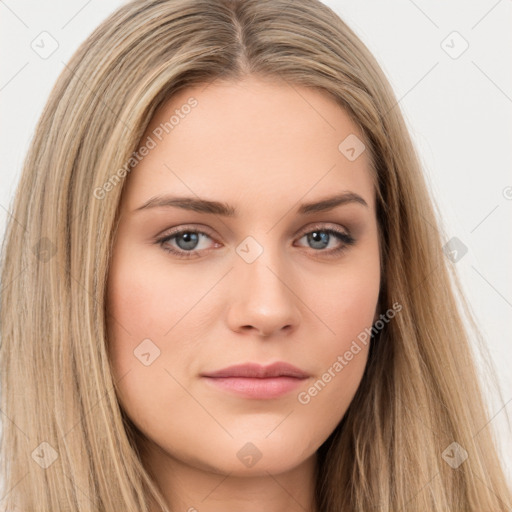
[106,76,381,477]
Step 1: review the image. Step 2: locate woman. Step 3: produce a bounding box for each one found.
[1,0,510,510]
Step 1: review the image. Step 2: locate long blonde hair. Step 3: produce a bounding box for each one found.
[1,0,510,510]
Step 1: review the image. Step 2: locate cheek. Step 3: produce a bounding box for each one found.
[106,246,200,359]
[105,244,221,417]
[299,251,380,413]
[309,248,380,347]
[105,253,197,438]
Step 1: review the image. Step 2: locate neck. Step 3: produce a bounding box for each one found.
[142,440,319,512]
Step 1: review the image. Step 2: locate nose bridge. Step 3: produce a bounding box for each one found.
[227,234,301,336]
[236,237,290,305]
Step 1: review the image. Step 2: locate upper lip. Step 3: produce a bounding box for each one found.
[201,362,309,379]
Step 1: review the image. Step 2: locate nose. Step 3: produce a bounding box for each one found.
[226,245,301,338]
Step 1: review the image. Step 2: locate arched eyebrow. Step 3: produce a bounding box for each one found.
[133,191,368,216]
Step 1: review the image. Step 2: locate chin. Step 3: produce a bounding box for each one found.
[210,436,318,476]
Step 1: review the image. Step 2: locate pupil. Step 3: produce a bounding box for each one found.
[308,231,329,249]
[177,232,199,250]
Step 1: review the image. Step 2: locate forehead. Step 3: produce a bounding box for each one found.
[121,77,375,215]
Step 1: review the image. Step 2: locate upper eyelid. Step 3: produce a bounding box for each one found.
[159,221,351,240]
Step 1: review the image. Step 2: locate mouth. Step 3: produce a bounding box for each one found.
[200,362,310,399]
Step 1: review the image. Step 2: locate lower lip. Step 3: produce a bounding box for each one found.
[202,376,306,399]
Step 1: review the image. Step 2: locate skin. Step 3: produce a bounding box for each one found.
[106,75,381,512]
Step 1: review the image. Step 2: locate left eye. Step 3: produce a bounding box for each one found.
[167,231,211,251]
[296,229,352,251]
[157,226,355,259]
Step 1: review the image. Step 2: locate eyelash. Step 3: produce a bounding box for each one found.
[155,224,356,260]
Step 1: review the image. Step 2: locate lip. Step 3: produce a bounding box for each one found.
[201,362,310,399]
[201,362,310,379]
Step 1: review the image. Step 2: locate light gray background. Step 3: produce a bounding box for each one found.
[1,0,511,484]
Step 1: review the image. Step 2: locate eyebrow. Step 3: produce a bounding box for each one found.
[133,191,368,216]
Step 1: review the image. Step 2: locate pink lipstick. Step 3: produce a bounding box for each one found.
[201,362,309,399]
